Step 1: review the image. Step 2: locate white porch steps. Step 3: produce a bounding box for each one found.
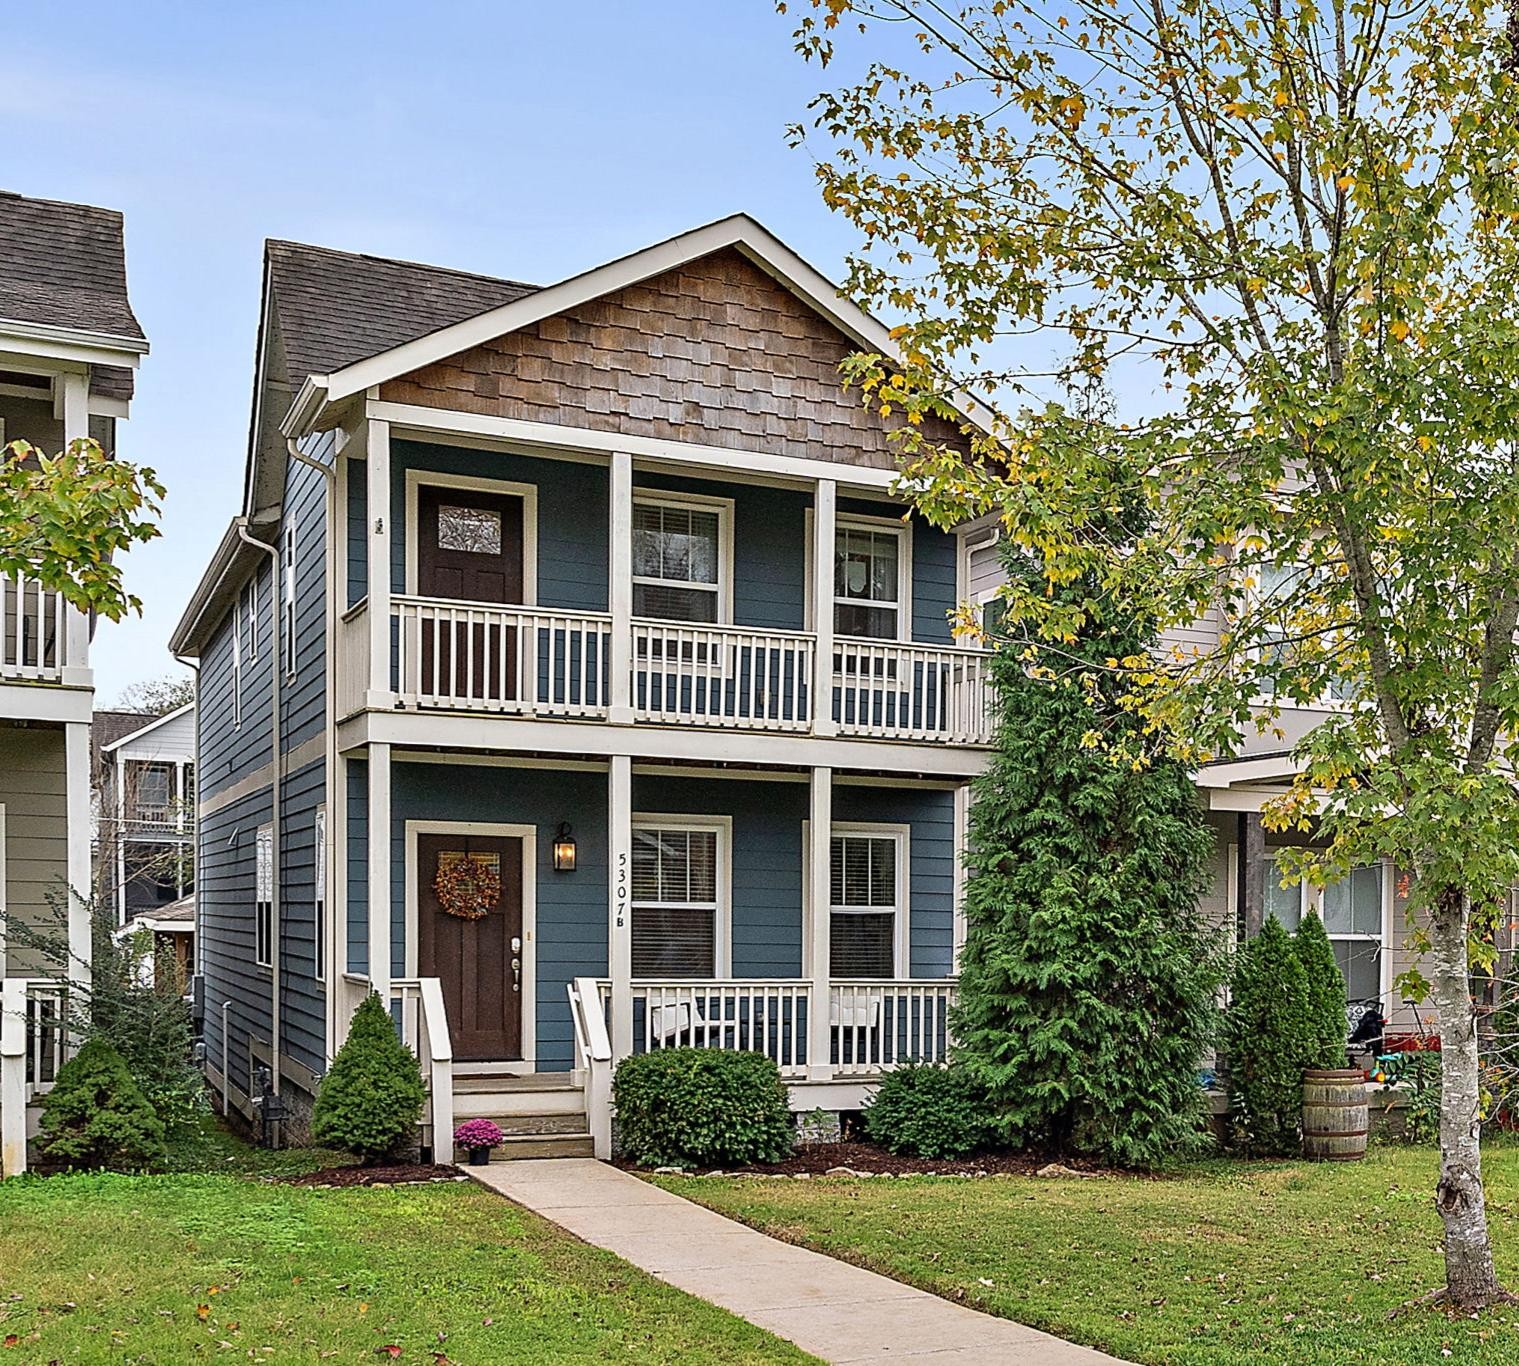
[446,1072,593,1161]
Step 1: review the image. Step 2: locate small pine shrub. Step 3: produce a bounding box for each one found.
[1294,911,1349,1070]
[863,1064,994,1158]
[312,993,426,1162]
[613,1049,793,1168]
[1223,917,1311,1155]
[39,1037,168,1171]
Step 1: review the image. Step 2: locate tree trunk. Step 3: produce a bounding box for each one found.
[1429,884,1508,1307]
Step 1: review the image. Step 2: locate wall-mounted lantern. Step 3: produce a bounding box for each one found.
[552,822,577,872]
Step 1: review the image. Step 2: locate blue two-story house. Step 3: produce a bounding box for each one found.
[170,216,993,1159]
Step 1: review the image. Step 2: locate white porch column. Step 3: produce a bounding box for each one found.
[608,452,633,724]
[365,419,393,708]
[60,371,92,688]
[64,721,91,993]
[608,753,633,1060]
[807,765,833,1080]
[811,479,837,736]
[366,742,392,998]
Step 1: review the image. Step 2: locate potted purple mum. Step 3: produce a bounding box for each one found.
[454,1118,504,1166]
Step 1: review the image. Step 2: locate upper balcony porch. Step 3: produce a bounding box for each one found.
[332,419,994,759]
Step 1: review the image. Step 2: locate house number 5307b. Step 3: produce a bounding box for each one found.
[615,850,627,929]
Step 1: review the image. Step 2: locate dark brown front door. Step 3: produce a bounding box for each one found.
[416,485,525,701]
[417,833,524,1061]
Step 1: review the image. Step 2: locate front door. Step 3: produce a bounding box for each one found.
[416,484,525,702]
[417,832,524,1061]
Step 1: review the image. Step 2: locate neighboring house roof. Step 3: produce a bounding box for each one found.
[99,701,195,754]
[91,708,159,778]
[0,189,148,398]
[120,894,195,938]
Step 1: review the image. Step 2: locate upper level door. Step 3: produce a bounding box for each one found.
[416,485,525,703]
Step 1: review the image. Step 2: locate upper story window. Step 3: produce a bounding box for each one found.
[231,593,243,729]
[630,820,726,977]
[243,576,260,663]
[282,523,297,679]
[1263,855,1385,1001]
[632,496,730,624]
[835,519,907,641]
[126,760,174,824]
[830,828,904,979]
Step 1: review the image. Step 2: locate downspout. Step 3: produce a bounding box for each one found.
[172,650,200,977]
[237,520,281,1099]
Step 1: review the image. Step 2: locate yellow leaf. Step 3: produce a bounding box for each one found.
[1390,320,1411,341]
[1336,175,1355,192]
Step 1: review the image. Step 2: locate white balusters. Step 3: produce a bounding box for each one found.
[630,620,813,731]
[0,574,69,682]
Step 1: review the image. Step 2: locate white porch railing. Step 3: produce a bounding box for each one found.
[1,978,71,1177]
[567,976,614,1159]
[834,640,993,745]
[339,972,454,1158]
[336,600,370,719]
[0,574,69,683]
[593,977,957,1085]
[393,596,611,718]
[631,621,814,731]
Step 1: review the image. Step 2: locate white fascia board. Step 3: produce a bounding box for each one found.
[168,517,261,657]
[1207,785,1299,814]
[339,709,992,779]
[0,681,93,725]
[303,214,995,436]
[0,319,147,365]
[101,702,196,753]
[88,395,130,419]
[369,399,901,492]
[1194,752,1301,787]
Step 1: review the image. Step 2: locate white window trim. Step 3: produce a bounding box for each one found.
[313,805,327,981]
[630,489,735,625]
[804,819,911,980]
[231,591,243,730]
[244,575,259,663]
[629,813,733,978]
[403,469,539,604]
[283,521,297,680]
[805,508,914,644]
[1264,850,1391,1003]
[255,822,274,970]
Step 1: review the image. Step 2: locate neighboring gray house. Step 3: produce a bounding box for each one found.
[0,190,149,1176]
[170,216,998,1158]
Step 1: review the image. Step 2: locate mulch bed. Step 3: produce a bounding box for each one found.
[279,1162,469,1188]
[620,1141,1122,1178]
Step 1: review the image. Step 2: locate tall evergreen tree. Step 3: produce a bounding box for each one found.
[1294,911,1350,1071]
[1223,916,1311,1155]
[954,532,1224,1167]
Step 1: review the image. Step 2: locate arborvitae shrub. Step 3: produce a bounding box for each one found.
[953,531,1225,1167]
[863,1064,994,1158]
[613,1049,793,1168]
[311,993,426,1162]
[1223,916,1311,1154]
[39,1037,167,1171]
[1294,910,1349,1070]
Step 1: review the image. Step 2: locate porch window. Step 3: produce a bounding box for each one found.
[1263,855,1384,1001]
[830,833,900,978]
[633,498,725,623]
[835,522,903,641]
[255,823,274,969]
[631,824,720,976]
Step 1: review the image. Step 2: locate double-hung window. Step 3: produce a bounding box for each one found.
[834,521,905,640]
[244,576,260,662]
[1263,854,1385,1001]
[282,523,297,679]
[630,821,725,977]
[313,807,326,980]
[830,829,903,978]
[632,497,727,623]
[255,823,274,969]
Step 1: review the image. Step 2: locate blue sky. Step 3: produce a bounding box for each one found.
[3,1,862,701]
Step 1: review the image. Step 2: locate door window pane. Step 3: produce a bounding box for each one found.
[438,505,502,555]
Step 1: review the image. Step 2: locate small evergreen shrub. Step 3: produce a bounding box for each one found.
[39,1037,168,1171]
[1293,911,1349,1070]
[862,1063,995,1158]
[613,1049,793,1168]
[312,993,427,1162]
[1223,917,1311,1155]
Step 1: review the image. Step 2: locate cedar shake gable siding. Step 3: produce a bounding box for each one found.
[379,248,967,470]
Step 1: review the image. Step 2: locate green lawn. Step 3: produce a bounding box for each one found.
[656,1143,1519,1365]
[0,1164,812,1363]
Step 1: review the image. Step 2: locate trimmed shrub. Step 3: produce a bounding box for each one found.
[39,1037,167,1171]
[862,1063,994,1158]
[1294,911,1349,1070]
[312,993,427,1162]
[1222,917,1310,1155]
[613,1048,793,1168]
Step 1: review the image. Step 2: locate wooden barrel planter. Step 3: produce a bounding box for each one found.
[1302,1069,1369,1161]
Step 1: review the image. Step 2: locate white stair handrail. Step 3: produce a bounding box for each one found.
[568,976,613,1158]
[415,977,454,1160]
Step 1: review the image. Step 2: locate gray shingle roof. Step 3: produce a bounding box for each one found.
[265,240,538,384]
[0,190,144,342]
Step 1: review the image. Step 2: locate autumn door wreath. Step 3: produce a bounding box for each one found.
[433,853,501,921]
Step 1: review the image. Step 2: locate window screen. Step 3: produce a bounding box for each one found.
[830,834,898,978]
[631,826,719,976]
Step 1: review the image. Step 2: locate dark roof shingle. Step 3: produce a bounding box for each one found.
[265,240,537,384]
[0,190,144,341]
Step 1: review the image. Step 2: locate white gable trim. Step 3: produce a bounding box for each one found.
[101,702,196,752]
[284,214,997,436]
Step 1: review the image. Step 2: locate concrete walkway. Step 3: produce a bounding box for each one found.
[467,1159,1129,1364]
